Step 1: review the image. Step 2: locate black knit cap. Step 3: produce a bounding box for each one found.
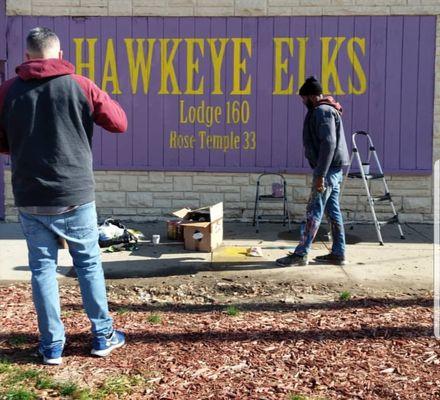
[299,76,323,96]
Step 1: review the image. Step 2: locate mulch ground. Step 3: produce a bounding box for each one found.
[0,283,439,400]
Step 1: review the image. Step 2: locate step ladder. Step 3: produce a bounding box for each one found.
[340,131,405,245]
[252,173,292,233]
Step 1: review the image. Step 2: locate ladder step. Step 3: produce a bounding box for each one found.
[347,172,384,180]
[258,195,286,201]
[257,215,288,219]
[378,215,399,225]
[372,193,392,202]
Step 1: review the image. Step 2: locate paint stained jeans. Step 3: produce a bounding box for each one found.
[294,168,345,257]
[19,202,113,352]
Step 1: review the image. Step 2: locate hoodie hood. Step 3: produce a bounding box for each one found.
[16,59,75,81]
[316,96,343,115]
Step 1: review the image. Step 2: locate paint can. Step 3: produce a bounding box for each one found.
[362,163,370,175]
[152,234,160,245]
[167,220,183,241]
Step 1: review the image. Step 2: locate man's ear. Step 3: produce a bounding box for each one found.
[58,50,63,60]
[25,51,30,61]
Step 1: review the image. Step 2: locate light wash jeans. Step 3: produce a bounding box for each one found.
[294,167,346,257]
[19,201,113,352]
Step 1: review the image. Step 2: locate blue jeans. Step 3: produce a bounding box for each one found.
[295,168,346,257]
[19,202,113,352]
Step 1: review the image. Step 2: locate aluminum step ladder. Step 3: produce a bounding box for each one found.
[252,173,292,233]
[340,131,405,245]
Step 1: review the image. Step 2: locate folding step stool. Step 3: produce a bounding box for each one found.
[252,173,292,233]
[340,131,405,245]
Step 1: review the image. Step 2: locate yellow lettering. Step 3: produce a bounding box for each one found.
[185,38,204,95]
[199,130,207,149]
[101,39,121,95]
[179,100,187,124]
[124,38,156,95]
[296,37,308,93]
[347,37,367,95]
[231,38,252,95]
[169,130,178,148]
[73,38,97,81]
[207,38,228,95]
[273,38,294,95]
[169,131,195,149]
[159,39,182,95]
[321,37,345,95]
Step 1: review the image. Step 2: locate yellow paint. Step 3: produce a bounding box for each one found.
[207,38,228,95]
[273,37,294,95]
[71,36,368,96]
[212,246,255,262]
[347,37,367,95]
[73,38,97,81]
[231,38,252,95]
[321,36,346,95]
[185,38,205,95]
[125,38,156,94]
[158,38,182,95]
[179,99,222,128]
[101,39,122,94]
[296,37,308,94]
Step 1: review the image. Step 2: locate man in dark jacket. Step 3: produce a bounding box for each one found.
[0,27,127,365]
[276,76,350,267]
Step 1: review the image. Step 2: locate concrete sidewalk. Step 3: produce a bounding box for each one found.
[0,220,433,293]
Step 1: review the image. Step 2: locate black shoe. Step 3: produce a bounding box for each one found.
[276,253,308,267]
[314,253,347,266]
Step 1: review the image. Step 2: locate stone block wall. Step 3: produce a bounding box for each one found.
[4,169,433,223]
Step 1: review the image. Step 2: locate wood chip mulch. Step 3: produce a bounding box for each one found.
[0,284,439,399]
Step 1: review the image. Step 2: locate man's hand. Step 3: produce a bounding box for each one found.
[315,176,325,193]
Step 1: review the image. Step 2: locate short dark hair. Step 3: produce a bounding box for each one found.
[26,27,60,55]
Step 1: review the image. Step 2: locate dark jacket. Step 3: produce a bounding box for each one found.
[0,58,127,206]
[303,96,349,177]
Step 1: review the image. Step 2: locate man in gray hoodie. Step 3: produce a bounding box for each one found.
[276,77,350,267]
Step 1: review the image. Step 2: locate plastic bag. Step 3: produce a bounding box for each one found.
[98,218,138,248]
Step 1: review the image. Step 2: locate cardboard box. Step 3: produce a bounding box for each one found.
[172,202,223,252]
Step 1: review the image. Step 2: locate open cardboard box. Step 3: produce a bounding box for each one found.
[172,202,223,252]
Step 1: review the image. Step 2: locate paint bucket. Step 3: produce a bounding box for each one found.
[152,234,160,245]
[167,220,183,240]
[272,182,284,197]
[362,163,370,175]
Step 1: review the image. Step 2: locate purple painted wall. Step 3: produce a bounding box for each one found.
[5,16,436,174]
[0,0,5,219]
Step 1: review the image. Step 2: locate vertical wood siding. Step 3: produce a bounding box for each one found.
[4,15,436,174]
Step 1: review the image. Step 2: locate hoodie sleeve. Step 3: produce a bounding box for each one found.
[71,75,128,133]
[0,78,18,155]
[313,107,337,177]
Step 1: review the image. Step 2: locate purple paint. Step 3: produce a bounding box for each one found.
[0,1,5,218]
[288,16,306,170]
[417,16,436,170]
[271,17,290,169]
[400,17,420,170]
[255,17,273,168]
[368,17,387,165]
[2,15,436,175]
[0,0,6,60]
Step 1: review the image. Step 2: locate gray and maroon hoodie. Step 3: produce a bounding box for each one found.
[303,96,350,177]
[0,58,127,207]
